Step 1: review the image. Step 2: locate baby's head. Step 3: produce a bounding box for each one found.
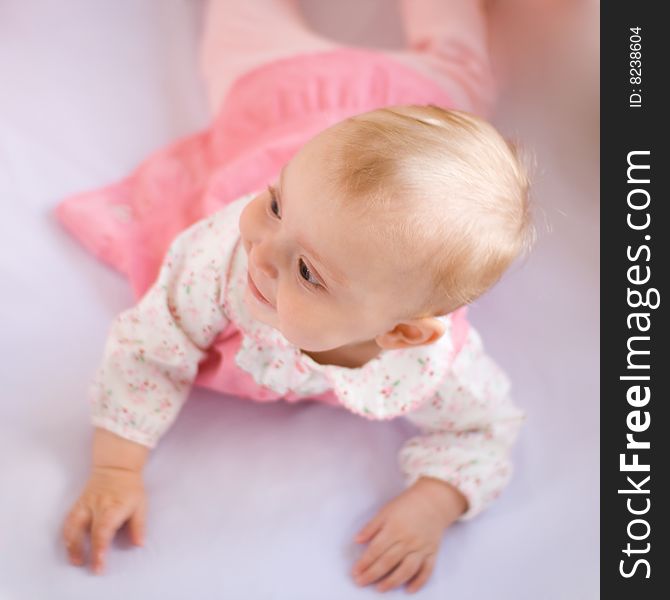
[239,105,534,353]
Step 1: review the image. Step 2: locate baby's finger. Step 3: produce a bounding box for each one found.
[90,506,129,574]
[62,504,91,565]
[375,551,423,592]
[405,554,436,594]
[354,540,405,587]
[354,513,385,544]
[353,526,392,576]
[128,501,147,546]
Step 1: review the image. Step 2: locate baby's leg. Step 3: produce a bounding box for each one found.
[389,0,497,116]
[200,0,337,115]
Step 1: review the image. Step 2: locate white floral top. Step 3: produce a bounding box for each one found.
[90,192,525,520]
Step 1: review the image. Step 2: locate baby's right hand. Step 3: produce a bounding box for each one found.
[61,466,147,574]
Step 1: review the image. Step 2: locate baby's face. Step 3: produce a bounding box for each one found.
[238,131,425,352]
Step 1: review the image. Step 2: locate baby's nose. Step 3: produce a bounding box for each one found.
[252,243,278,279]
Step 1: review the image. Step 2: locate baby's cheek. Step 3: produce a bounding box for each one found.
[280,299,339,351]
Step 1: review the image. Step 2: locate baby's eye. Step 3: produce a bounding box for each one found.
[298,258,320,287]
[270,197,280,218]
[267,185,281,218]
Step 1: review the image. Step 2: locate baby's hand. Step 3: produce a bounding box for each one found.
[351,477,466,593]
[61,466,147,574]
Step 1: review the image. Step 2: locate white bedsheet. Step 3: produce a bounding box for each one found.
[0,1,599,598]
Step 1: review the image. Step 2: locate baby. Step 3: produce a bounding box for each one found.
[61,103,533,593]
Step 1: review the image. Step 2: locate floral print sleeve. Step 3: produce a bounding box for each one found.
[89,211,234,448]
[398,326,526,520]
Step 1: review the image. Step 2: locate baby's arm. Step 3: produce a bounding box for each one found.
[352,325,524,593]
[397,325,525,520]
[89,210,233,448]
[62,210,233,573]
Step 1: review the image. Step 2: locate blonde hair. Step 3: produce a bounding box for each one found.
[325,104,536,318]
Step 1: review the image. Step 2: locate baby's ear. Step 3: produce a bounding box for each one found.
[375,318,446,350]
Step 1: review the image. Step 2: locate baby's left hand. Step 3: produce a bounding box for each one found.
[351,477,466,593]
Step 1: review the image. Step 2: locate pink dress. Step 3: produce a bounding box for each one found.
[55,1,523,520]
